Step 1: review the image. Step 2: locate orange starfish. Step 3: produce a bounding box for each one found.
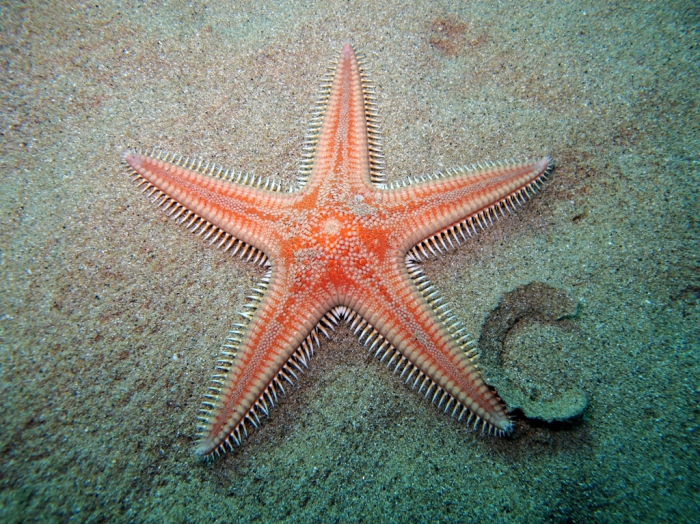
[123,44,552,458]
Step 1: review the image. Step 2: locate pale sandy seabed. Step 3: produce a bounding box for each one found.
[0,1,698,522]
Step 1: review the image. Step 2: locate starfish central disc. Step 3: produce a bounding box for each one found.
[323,218,341,237]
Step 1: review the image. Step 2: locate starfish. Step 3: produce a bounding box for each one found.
[123,44,552,458]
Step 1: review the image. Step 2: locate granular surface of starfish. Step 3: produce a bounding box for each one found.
[123,44,552,458]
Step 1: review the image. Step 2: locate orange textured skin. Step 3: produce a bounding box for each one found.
[124,44,551,457]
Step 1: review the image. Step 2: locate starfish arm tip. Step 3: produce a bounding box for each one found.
[122,149,141,167]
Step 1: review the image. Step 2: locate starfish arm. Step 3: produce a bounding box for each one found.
[345,265,512,435]
[302,44,380,194]
[380,157,553,256]
[195,265,334,457]
[122,150,289,258]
